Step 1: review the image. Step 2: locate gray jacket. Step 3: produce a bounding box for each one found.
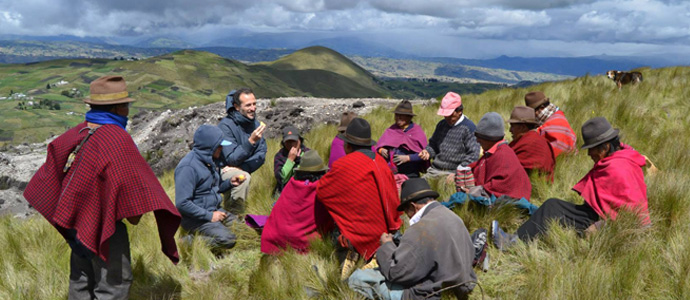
[377,202,477,300]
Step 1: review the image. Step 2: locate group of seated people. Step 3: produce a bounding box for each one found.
[173,88,652,300]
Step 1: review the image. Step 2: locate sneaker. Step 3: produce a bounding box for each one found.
[491,220,517,251]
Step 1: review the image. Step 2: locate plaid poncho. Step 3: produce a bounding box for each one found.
[24,122,181,263]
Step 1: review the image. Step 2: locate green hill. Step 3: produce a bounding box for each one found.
[2,66,689,299]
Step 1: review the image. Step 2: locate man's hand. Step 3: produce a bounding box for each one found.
[211,211,227,222]
[380,233,394,245]
[288,147,301,161]
[419,149,430,161]
[393,155,410,165]
[230,174,245,186]
[249,122,267,145]
[379,148,389,160]
[222,166,240,174]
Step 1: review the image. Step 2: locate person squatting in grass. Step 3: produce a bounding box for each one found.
[348,178,476,300]
[524,91,577,157]
[23,75,181,300]
[507,106,556,182]
[273,125,310,196]
[175,125,246,252]
[218,87,267,216]
[492,117,650,250]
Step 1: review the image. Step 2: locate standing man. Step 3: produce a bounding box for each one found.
[175,125,244,251]
[23,75,181,299]
[524,91,576,157]
[218,87,267,215]
[317,118,402,262]
[348,178,476,300]
[420,92,480,179]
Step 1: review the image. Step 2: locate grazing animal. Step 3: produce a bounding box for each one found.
[606,70,643,89]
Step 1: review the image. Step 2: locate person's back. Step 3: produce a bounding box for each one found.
[509,130,555,179]
[473,142,532,200]
[380,203,476,299]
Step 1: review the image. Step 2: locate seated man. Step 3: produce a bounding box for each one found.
[328,111,357,169]
[444,112,536,214]
[508,106,556,180]
[219,87,267,215]
[348,178,476,300]
[524,91,577,157]
[376,100,429,179]
[420,92,480,179]
[493,117,650,249]
[262,150,335,254]
[273,125,310,195]
[176,125,244,250]
[317,118,402,262]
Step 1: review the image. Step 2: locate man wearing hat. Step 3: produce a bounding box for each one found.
[348,178,476,300]
[273,125,310,195]
[24,75,181,299]
[493,117,649,249]
[375,100,429,178]
[262,150,335,254]
[218,87,267,215]
[508,106,556,180]
[524,91,576,157]
[317,118,402,262]
[328,111,357,168]
[175,125,246,251]
[420,92,480,179]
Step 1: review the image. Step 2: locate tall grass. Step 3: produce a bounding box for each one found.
[1,67,689,299]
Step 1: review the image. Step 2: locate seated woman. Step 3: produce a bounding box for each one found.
[273,125,309,195]
[328,111,357,169]
[262,150,335,254]
[492,117,649,250]
[375,100,429,179]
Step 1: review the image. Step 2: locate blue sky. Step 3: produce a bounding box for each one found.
[1,0,689,59]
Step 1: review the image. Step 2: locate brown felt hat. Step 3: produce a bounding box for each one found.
[508,106,539,125]
[524,91,549,109]
[393,100,416,116]
[83,75,135,105]
[580,117,620,149]
[337,111,358,133]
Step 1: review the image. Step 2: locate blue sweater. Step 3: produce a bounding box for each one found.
[218,110,267,173]
[175,125,233,230]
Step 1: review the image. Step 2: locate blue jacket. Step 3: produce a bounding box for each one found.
[175,125,233,230]
[218,110,267,173]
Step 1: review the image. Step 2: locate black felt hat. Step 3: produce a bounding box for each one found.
[580,117,620,149]
[338,117,376,147]
[397,178,440,211]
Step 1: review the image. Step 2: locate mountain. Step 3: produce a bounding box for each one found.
[0,40,177,64]
[134,37,196,49]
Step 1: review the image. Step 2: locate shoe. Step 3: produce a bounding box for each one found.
[491,220,517,251]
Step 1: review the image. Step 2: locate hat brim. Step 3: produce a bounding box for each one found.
[294,165,329,173]
[282,135,300,142]
[437,107,454,116]
[337,132,376,147]
[397,190,440,211]
[393,111,416,116]
[508,118,539,125]
[83,97,135,105]
[581,128,620,149]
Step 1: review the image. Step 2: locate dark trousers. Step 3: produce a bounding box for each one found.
[517,198,599,241]
[189,219,237,250]
[69,221,132,300]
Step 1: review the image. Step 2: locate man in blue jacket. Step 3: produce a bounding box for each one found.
[219,87,267,215]
[175,125,244,250]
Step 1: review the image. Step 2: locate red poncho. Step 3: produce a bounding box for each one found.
[471,142,532,200]
[317,151,402,260]
[261,178,335,254]
[537,111,577,157]
[24,122,181,263]
[573,146,649,224]
[509,130,556,181]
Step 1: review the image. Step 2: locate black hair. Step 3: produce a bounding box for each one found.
[294,170,326,182]
[594,136,621,156]
[89,103,127,112]
[526,123,539,130]
[454,104,464,113]
[233,87,254,106]
[412,196,434,205]
[348,143,371,152]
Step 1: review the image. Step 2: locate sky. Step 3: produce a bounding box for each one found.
[1,0,689,58]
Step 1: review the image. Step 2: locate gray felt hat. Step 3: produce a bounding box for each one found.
[475,112,505,142]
